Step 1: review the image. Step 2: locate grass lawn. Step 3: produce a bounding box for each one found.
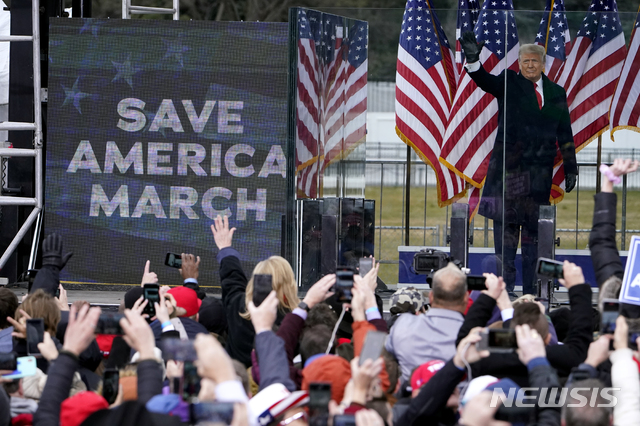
[364,185,640,285]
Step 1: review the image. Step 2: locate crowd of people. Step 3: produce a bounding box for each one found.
[0,159,637,426]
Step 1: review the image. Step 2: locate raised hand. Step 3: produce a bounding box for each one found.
[586,335,612,367]
[41,233,73,270]
[120,308,156,361]
[180,253,201,281]
[193,333,236,383]
[610,158,640,177]
[131,296,149,319]
[140,260,158,287]
[350,357,384,405]
[37,332,59,361]
[495,288,513,312]
[62,304,101,357]
[602,158,639,192]
[458,31,485,64]
[302,274,336,309]
[155,287,173,325]
[515,324,546,365]
[247,291,278,334]
[361,258,380,292]
[210,215,236,250]
[558,261,584,289]
[55,284,69,312]
[454,327,490,368]
[613,315,629,351]
[7,309,31,340]
[350,284,367,322]
[482,273,505,300]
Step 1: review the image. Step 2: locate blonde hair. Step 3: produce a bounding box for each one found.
[512,294,537,307]
[240,256,300,320]
[16,289,61,335]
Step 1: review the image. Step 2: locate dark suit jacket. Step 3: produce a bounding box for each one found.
[469,66,577,225]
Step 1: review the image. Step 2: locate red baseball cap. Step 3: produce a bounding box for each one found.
[411,360,446,390]
[168,287,202,317]
[60,391,109,426]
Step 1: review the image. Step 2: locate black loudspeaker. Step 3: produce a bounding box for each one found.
[299,198,375,289]
[364,199,375,255]
[321,215,337,275]
[299,200,321,289]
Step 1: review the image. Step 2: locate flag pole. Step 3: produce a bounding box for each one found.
[596,134,602,193]
[405,145,411,246]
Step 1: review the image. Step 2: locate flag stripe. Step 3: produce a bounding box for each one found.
[610,9,640,139]
[396,0,464,206]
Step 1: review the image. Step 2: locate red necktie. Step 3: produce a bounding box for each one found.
[534,82,542,109]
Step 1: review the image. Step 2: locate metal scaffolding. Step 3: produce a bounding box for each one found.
[122,0,180,20]
[0,0,43,272]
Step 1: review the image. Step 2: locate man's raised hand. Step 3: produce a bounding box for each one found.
[211,215,236,250]
[458,31,485,64]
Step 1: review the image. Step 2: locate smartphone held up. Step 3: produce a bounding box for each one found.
[252,274,273,307]
[26,319,44,357]
[536,258,564,279]
[143,283,160,318]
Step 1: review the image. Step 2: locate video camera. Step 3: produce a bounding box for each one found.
[413,248,451,274]
[412,249,466,285]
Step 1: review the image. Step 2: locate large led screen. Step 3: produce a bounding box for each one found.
[45,18,289,287]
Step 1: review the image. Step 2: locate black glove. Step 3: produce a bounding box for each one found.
[565,173,577,193]
[41,233,73,270]
[458,31,485,64]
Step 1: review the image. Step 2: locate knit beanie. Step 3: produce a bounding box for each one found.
[301,355,351,403]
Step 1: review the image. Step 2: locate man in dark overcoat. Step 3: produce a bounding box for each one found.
[460,32,577,295]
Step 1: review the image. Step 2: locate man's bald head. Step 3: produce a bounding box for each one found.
[430,263,468,310]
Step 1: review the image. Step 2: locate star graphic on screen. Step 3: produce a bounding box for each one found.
[79,19,103,37]
[61,78,90,114]
[111,56,142,88]
[162,38,190,67]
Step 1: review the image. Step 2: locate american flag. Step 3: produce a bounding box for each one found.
[295,11,368,198]
[323,19,368,167]
[395,0,464,207]
[609,7,640,140]
[534,0,572,203]
[439,0,520,214]
[295,9,323,198]
[534,0,571,82]
[556,0,625,151]
[455,0,480,77]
